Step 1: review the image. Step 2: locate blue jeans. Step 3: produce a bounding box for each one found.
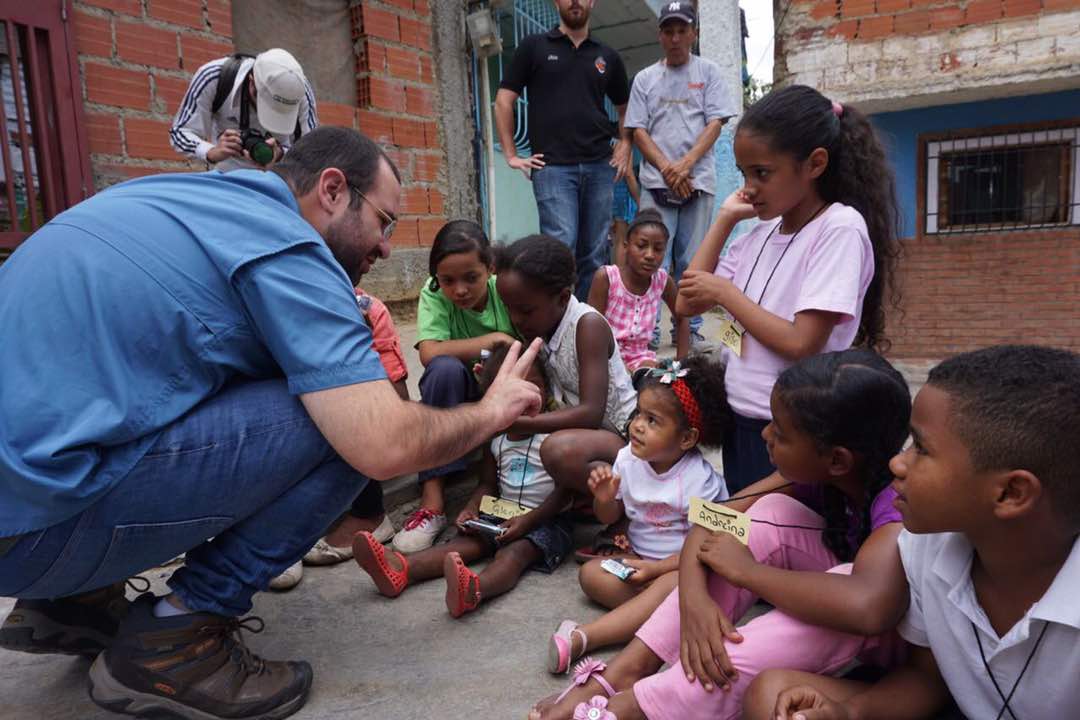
[417,356,480,482]
[0,379,366,616]
[721,412,776,494]
[532,160,616,301]
[639,189,715,339]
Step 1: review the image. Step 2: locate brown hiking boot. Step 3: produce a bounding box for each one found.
[88,594,312,720]
[0,581,130,657]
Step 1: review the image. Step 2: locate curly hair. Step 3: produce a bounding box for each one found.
[478,341,548,400]
[738,85,902,352]
[427,220,493,292]
[494,234,576,295]
[774,349,911,561]
[636,353,733,450]
[928,345,1080,531]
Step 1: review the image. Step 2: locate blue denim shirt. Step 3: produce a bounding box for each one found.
[0,170,386,535]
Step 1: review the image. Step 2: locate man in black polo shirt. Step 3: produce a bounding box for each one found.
[495,0,631,300]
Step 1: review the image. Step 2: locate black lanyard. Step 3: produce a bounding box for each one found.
[740,203,828,305]
[972,619,1049,720]
[497,434,536,510]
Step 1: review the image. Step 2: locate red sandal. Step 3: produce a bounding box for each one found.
[443,551,481,618]
[352,531,409,597]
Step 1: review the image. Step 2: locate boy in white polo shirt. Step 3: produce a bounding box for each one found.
[745,344,1080,720]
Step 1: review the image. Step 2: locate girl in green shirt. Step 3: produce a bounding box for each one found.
[394,220,519,553]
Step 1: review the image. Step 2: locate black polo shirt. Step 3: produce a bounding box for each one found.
[500,27,629,165]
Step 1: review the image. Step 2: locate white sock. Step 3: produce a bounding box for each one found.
[153,594,192,617]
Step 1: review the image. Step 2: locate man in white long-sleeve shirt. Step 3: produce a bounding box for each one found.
[170,48,318,172]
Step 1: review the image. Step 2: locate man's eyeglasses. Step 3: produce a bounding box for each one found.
[350,185,396,241]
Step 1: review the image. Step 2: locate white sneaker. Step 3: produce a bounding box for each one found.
[268,561,303,591]
[392,509,447,553]
[303,516,396,565]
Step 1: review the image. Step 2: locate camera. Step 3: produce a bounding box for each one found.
[241,129,274,166]
[461,518,506,538]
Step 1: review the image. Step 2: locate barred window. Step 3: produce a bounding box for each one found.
[925,126,1079,234]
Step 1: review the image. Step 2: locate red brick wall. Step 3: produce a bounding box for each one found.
[351,0,446,249]
[74,0,233,187]
[886,228,1080,359]
[801,0,1070,42]
[71,0,449,247]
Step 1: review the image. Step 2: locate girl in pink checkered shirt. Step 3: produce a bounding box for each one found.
[588,208,689,372]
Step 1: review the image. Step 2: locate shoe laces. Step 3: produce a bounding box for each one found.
[402,508,441,531]
[201,616,268,675]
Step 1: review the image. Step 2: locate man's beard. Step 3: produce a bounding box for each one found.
[324,212,369,285]
[559,2,589,30]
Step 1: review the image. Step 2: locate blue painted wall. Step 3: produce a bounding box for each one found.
[870,89,1080,237]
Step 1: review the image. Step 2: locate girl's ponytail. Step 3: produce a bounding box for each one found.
[739,85,902,351]
[826,105,902,352]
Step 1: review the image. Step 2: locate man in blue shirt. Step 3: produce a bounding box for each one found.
[0,127,542,720]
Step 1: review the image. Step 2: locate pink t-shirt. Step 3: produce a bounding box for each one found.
[715,203,874,419]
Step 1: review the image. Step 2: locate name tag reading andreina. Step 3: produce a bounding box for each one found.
[689,497,751,544]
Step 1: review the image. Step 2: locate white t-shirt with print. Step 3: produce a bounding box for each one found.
[613,444,727,560]
[490,432,553,510]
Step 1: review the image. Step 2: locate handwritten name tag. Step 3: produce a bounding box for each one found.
[717,312,744,357]
[689,496,750,544]
[480,495,530,520]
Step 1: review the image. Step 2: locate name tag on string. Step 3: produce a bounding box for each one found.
[689,496,750,544]
[717,312,744,357]
[480,495,530,520]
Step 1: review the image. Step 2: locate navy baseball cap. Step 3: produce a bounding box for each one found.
[659,1,696,26]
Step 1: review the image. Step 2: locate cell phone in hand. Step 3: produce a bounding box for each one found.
[600,558,636,582]
[462,518,506,538]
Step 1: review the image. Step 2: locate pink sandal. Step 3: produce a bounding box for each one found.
[352,530,409,597]
[549,620,588,674]
[554,657,616,705]
[443,551,481,618]
[573,696,617,720]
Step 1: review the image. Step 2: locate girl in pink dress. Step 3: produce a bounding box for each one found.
[588,208,688,372]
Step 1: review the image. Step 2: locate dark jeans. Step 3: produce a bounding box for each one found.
[349,476,384,519]
[721,412,776,494]
[416,355,480,482]
[532,160,616,301]
[0,379,366,616]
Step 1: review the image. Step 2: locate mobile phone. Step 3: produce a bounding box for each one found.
[462,518,506,537]
[600,558,636,581]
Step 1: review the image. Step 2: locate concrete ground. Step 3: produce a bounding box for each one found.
[1,309,928,719]
[0,309,717,720]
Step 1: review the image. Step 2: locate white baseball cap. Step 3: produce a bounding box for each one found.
[252,48,306,135]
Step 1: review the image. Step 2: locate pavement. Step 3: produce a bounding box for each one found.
[0,308,929,719]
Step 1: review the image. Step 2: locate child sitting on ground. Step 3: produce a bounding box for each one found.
[588,208,688,371]
[351,342,572,618]
[748,344,1080,720]
[548,353,732,674]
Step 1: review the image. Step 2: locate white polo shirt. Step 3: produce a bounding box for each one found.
[897,530,1080,719]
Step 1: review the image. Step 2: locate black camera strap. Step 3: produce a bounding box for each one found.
[972,619,1049,720]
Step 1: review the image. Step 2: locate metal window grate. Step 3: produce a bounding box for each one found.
[925,127,1079,235]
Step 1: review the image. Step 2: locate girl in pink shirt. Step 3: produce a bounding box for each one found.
[588,208,689,371]
[676,85,901,493]
[530,349,912,720]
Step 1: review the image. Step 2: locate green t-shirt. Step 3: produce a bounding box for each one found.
[416,275,517,345]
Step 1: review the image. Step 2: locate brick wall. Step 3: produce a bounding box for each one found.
[776,0,1080,112]
[70,0,449,249]
[886,228,1080,359]
[351,0,446,249]
[74,0,233,187]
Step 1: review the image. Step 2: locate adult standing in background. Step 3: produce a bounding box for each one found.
[170,48,318,171]
[495,0,632,300]
[626,1,739,346]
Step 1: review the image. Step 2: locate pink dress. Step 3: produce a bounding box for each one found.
[603,265,668,372]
